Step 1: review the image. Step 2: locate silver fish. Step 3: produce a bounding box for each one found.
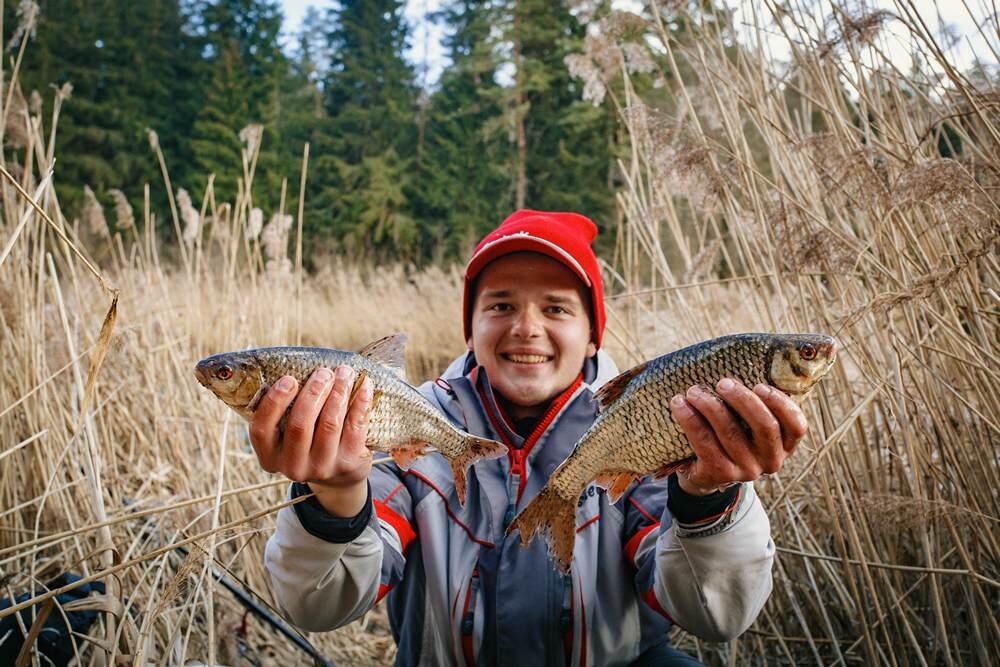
[194,334,507,505]
[506,333,838,571]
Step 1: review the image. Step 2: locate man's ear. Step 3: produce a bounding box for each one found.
[586,341,597,358]
[466,337,475,352]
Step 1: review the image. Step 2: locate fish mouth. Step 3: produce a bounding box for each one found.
[193,363,211,387]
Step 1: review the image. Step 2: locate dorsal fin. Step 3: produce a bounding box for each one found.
[358,333,408,380]
[591,362,647,411]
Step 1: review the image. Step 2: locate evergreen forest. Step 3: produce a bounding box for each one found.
[3,0,645,265]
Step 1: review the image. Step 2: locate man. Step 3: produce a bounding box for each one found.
[255,210,808,665]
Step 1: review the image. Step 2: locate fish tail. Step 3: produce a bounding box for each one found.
[505,487,577,573]
[450,435,507,506]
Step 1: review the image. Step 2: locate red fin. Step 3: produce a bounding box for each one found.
[390,444,429,469]
[358,334,408,380]
[591,362,648,411]
[652,457,695,480]
[505,487,578,573]
[595,471,639,504]
[450,435,507,507]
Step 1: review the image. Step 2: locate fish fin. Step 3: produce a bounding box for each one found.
[390,443,430,469]
[591,363,648,412]
[505,487,577,573]
[594,471,639,504]
[358,334,408,381]
[449,435,507,507]
[652,457,695,480]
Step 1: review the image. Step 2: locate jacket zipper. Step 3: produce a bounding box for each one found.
[504,448,526,530]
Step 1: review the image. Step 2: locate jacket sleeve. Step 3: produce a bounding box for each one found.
[263,464,417,632]
[627,476,774,642]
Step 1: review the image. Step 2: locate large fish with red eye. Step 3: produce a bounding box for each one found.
[506,332,839,572]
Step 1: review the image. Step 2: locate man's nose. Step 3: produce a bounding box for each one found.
[510,307,543,337]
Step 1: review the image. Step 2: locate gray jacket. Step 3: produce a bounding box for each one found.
[265,350,774,666]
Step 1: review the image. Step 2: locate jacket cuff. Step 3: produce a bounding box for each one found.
[291,481,373,544]
[666,473,741,526]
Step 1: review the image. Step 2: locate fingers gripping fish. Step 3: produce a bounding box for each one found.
[194,333,507,505]
[505,333,839,572]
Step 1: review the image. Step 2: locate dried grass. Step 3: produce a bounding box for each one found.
[599,1,1000,663]
[1,1,997,665]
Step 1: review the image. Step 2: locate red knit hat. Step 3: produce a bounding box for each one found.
[463,209,606,348]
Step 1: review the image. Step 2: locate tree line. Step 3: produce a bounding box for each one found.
[4,0,631,265]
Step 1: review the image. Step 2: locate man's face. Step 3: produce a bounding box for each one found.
[468,252,597,418]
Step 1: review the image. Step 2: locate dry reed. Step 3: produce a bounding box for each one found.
[0,1,997,665]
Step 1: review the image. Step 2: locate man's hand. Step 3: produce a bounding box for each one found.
[668,378,808,496]
[249,365,374,516]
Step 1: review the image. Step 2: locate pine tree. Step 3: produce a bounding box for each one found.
[187,0,287,207]
[495,0,618,221]
[416,0,511,260]
[6,0,196,220]
[314,0,418,259]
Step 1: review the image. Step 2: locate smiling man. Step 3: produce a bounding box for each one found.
[257,210,808,665]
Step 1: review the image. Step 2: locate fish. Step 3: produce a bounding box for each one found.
[505,332,839,571]
[193,333,507,505]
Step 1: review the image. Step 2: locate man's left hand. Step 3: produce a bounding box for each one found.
[668,378,809,496]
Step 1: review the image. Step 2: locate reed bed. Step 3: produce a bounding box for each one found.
[0,1,997,665]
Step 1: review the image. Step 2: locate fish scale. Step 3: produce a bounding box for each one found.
[506,333,838,572]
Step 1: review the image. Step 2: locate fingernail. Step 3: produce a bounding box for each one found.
[314,367,333,384]
[718,378,735,392]
[361,376,373,398]
[754,384,771,397]
[671,394,686,409]
[686,386,701,399]
[276,376,295,392]
[335,365,353,381]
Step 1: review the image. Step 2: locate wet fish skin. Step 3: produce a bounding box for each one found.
[194,335,507,505]
[506,333,838,572]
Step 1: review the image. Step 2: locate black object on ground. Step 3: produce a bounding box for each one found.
[0,573,105,666]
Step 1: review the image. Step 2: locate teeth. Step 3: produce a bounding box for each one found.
[506,354,549,364]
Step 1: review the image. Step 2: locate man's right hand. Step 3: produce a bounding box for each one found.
[249,365,374,517]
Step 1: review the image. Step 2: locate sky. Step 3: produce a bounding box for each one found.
[278,1,996,87]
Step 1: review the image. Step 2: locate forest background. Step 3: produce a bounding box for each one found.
[5,0,638,266]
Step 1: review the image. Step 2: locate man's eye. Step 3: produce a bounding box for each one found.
[546,306,567,314]
[489,303,511,312]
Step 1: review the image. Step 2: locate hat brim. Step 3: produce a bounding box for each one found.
[464,235,592,287]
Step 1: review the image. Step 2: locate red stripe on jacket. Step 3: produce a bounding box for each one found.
[642,587,677,625]
[374,498,417,554]
[623,523,659,569]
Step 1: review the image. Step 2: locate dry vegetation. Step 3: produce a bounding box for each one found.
[1,1,998,665]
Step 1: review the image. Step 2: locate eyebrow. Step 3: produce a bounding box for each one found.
[479,289,578,303]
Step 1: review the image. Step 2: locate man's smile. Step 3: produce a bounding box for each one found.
[501,352,553,364]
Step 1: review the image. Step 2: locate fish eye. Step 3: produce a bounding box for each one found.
[799,345,817,361]
[216,365,233,380]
